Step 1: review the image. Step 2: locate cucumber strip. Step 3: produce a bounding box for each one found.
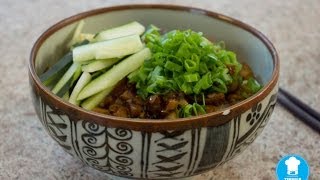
[71,65,82,85]
[68,20,85,48]
[72,34,143,62]
[62,91,70,101]
[91,71,103,79]
[40,52,73,83]
[75,59,95,65]
[71,39,90,49]
[56,63,81,98]
[56,64,82,97]
[81,86,114,110]
[56,77,73,97]
[81,58,121,73]
[52,63,80,95]
[69,72,92,105]
[94,21,145,42]
[77,48,151,100]
[42,62,71,87]
[79,33,94,42]
[42,74,57,87]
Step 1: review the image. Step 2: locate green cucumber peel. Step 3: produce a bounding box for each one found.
[52,63,80,96]
[39,52,73,83]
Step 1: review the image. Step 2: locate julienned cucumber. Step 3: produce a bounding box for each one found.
[72,34,143,62]
[67,20,85,48]
[56,64,82,97]
[41,63,70,87]
[40,52,73,85]
[81,58,121,73]
[78,33,94,42]
[56,78,73,97]
[52,63,80,95]
[40,39,89,87]
[69,72,92,105]
[77,48,151,100]
[81,86,114,110]
[72,65,82,84]
[62,91,70,101]
[94,21,145,42]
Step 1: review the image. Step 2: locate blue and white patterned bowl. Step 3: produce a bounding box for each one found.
[29,5,279,180]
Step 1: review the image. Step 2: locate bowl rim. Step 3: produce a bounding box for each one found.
[29,4,279,132]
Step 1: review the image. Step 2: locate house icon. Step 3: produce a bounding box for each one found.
[285,157,301,175]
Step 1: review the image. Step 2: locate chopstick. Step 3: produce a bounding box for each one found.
[277,88,320,132]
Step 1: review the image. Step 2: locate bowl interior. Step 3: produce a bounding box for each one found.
[34,7,274,86]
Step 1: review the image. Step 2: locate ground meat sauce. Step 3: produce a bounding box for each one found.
[92,63,255,119]
[94,78,187,119]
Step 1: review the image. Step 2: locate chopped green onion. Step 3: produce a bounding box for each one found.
[129,29,253,98]
[179,103,206,118]
[181,82,193,94]
[193,72,212,94]
[212,78,228,93]
[192,103,206,116]
[183,73,200,82]
[164,61,183,72]
[184,60,197,72]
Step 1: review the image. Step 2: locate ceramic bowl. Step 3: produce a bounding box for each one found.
[29,4,279,180]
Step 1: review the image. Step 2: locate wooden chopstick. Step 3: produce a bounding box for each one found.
[277,88,320,132]
[279,88,320,120]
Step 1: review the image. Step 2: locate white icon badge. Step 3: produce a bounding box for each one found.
[276,154,309,180]
[285,157,300,175]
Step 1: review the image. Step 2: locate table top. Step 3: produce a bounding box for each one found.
[1,0,319,179]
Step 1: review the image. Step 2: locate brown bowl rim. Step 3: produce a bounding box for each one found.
[29,4,279,132]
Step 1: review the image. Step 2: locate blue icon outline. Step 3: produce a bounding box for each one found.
[276,154,309,180]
